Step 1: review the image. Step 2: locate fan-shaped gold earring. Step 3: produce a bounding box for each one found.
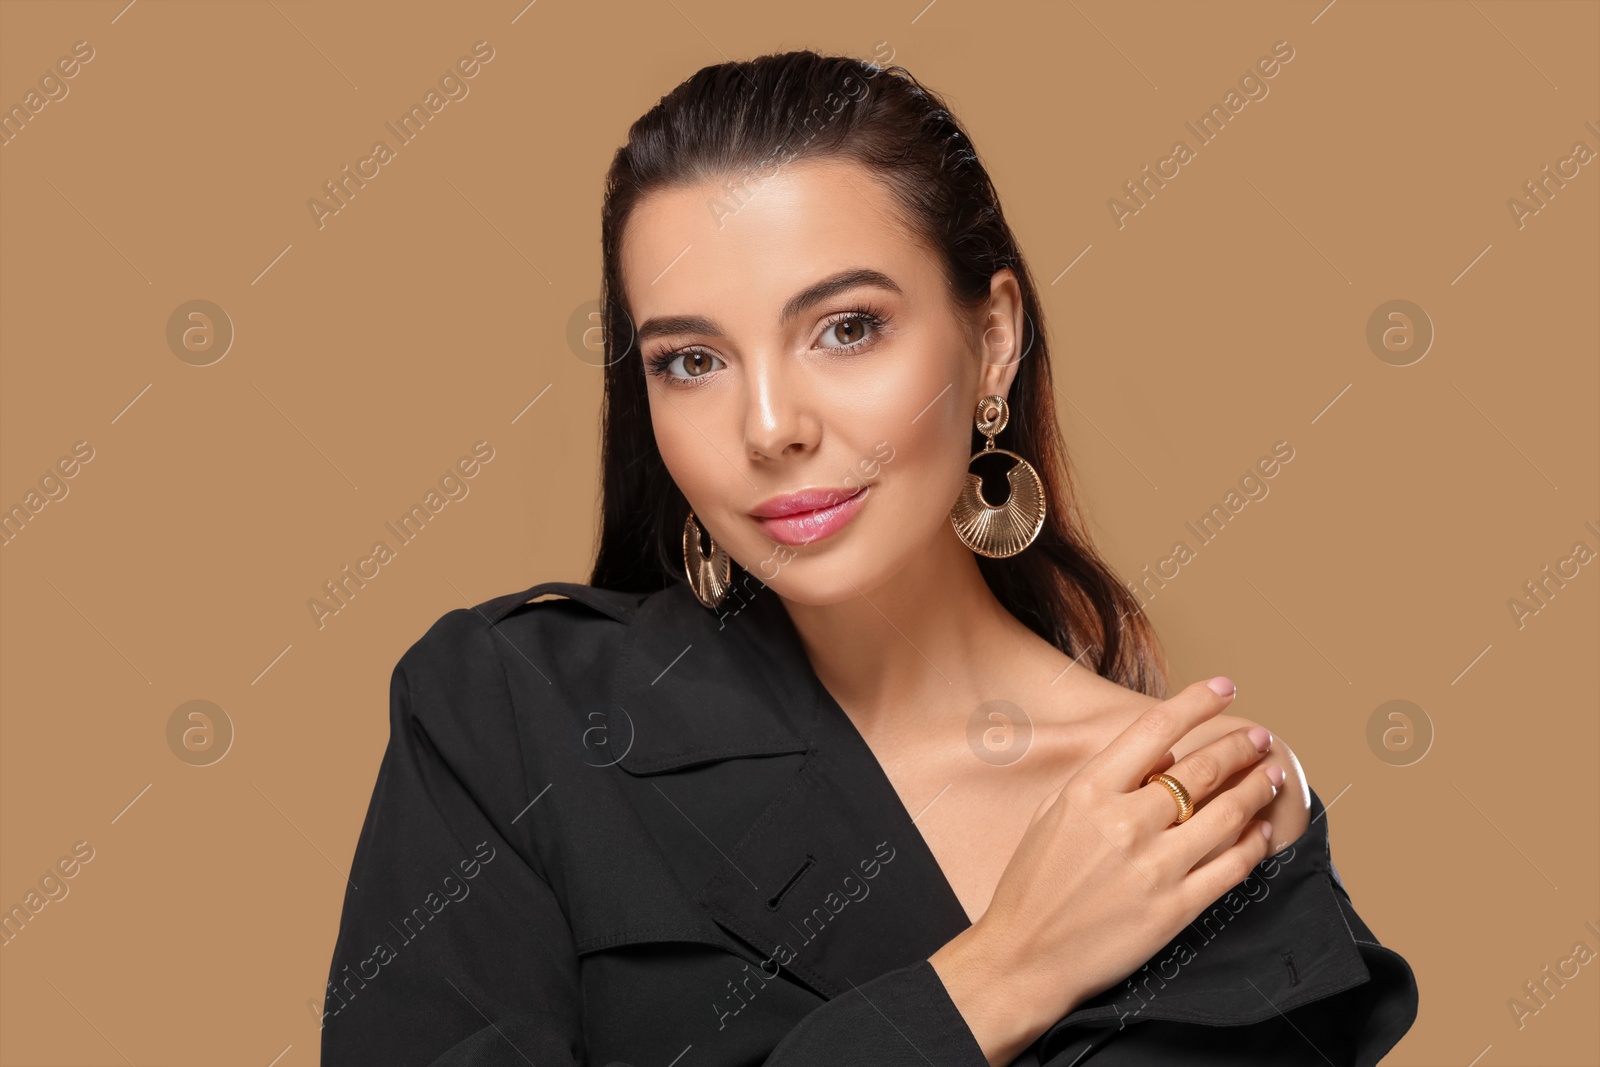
[683,510,731,609]
[950,395,1046,558]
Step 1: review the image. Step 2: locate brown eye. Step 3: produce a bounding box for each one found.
[817,312,884,351]
[830,320,865,345]
[646,347,726,383]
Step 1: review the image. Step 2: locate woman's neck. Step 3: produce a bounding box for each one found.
[777,528,1043,740]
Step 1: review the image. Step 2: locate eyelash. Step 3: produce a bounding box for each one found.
[644,305,891,384]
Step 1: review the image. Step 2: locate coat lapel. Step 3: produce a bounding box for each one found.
[611,579,972,1000]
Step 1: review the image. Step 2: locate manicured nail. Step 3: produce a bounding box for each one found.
[1248,726,1272,752]
[1206,676,1236,697]
[1260,821,1273,842]
[1265,765,1285,787]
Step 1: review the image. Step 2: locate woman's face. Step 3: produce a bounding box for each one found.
[620,157,1023,605]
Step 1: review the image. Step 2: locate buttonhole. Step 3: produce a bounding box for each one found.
[767,853,816,911]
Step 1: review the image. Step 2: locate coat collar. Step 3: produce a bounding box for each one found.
[492,578,1382,1037]
[612,580,814,773]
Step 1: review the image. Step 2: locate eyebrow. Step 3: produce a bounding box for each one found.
[634,268,903,344]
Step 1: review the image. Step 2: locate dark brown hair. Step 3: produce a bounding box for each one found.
[588,48,1167,697]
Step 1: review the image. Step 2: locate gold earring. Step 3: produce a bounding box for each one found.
[950,394,1046,558]
[682,510,731,609]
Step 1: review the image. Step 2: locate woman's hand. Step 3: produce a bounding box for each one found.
[929,676,1281,1065]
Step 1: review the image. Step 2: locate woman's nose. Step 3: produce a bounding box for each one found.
[742,352,818,461]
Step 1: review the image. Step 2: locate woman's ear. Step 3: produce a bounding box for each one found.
[977,267,1025,399]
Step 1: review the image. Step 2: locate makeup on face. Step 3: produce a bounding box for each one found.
[750,484,872,546]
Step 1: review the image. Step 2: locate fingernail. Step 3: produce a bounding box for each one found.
[1265,765,1285,787]
[1206,676,1236,697]
[1260,821,1273,842]
[1248,726,1271,752]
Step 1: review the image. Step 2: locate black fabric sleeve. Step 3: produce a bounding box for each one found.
[759,958,993,1066]
[321,609,993,1067]
[321,609,586,1066]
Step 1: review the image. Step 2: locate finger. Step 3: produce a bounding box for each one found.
[1136,725,1269,833]
[1178,814,1276,916]
[1040,747,1176,826]
[1088,677,1237,792]
[1145,749,1176,780]
[1166,761,1279,876]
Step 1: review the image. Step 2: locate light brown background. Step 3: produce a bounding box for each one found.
[2,0,1596,1063]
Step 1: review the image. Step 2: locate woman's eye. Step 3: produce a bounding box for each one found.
[676,351,718,377]
[652,349,722,380]
[819,315,878,350]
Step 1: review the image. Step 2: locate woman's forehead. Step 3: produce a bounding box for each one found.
[619,160,926,325]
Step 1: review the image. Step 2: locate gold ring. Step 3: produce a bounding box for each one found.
[1144,771,1195,825]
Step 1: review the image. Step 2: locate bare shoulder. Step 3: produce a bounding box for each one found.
[1175,710,1310,852]
[1076,680,1311,853]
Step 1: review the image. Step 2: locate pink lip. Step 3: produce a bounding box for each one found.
[752,484,871,546]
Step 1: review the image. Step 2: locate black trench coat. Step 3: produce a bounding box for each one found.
[322,579,1419,1066]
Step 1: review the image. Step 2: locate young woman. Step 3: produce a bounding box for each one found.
[323,50,1418,1066]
